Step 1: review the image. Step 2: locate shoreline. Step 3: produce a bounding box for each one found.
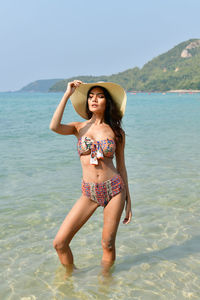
[1,89,200,94]
[167,89,200,93]
[128,89,200,94]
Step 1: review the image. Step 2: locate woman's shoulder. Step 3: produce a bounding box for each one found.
[115,128,125,145]
[119,128,125,136]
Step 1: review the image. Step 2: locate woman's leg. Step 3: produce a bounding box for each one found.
[53,195,99,269]
[101,189,126,273]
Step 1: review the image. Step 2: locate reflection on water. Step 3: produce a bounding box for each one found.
[120,235,200,269]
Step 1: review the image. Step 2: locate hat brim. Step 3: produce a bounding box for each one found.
[70,82,127,119]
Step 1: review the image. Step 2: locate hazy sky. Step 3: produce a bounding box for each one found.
[1,0,200,91]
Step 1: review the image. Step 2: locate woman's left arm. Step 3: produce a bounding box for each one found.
[115,130,132,224]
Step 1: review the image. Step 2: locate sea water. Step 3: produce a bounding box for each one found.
[0,92,200,299]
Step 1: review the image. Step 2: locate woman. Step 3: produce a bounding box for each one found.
[49,80,132,274]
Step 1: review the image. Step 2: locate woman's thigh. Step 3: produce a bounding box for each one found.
[54,195,99,244]
[102,189,126,241]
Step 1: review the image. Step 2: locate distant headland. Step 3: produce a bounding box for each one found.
[16,38,200,93]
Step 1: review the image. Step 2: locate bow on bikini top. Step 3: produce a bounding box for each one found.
[77,136,116,165]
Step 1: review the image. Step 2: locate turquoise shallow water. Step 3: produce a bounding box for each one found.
[1,92,200,299]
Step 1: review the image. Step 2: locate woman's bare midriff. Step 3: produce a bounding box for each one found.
[80,155,118,183]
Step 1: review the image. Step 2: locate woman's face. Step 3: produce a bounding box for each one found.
[87,87,106,115]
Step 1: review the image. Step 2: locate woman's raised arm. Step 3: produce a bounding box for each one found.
[49,80,82,135]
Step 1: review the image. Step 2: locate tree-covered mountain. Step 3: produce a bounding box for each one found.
[18,79,64,92]
[19,38,200,92]
[134,39,200,91]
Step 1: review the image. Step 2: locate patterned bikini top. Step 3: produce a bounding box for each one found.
[77,136,116,165]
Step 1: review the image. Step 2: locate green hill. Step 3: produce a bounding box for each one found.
[19,38,200,92]
[49,67,141,93]
[18,79,64,92]
[135,39,200,91]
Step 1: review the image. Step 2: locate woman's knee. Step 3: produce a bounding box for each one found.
[101,235,115,252]
[53,237,69,252]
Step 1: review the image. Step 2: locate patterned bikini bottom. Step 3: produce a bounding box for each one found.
[81,174,125,207]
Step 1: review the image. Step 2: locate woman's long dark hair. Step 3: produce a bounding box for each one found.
[86,86,123,142]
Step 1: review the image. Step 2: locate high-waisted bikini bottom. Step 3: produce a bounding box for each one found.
[81,174,125,207]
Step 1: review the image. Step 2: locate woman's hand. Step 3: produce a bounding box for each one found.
[123,200,132,224]
[65,80,83,96]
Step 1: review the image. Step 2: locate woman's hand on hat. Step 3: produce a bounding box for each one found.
[65,80,82,96]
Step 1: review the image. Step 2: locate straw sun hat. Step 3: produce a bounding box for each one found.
[70,82,127,119]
